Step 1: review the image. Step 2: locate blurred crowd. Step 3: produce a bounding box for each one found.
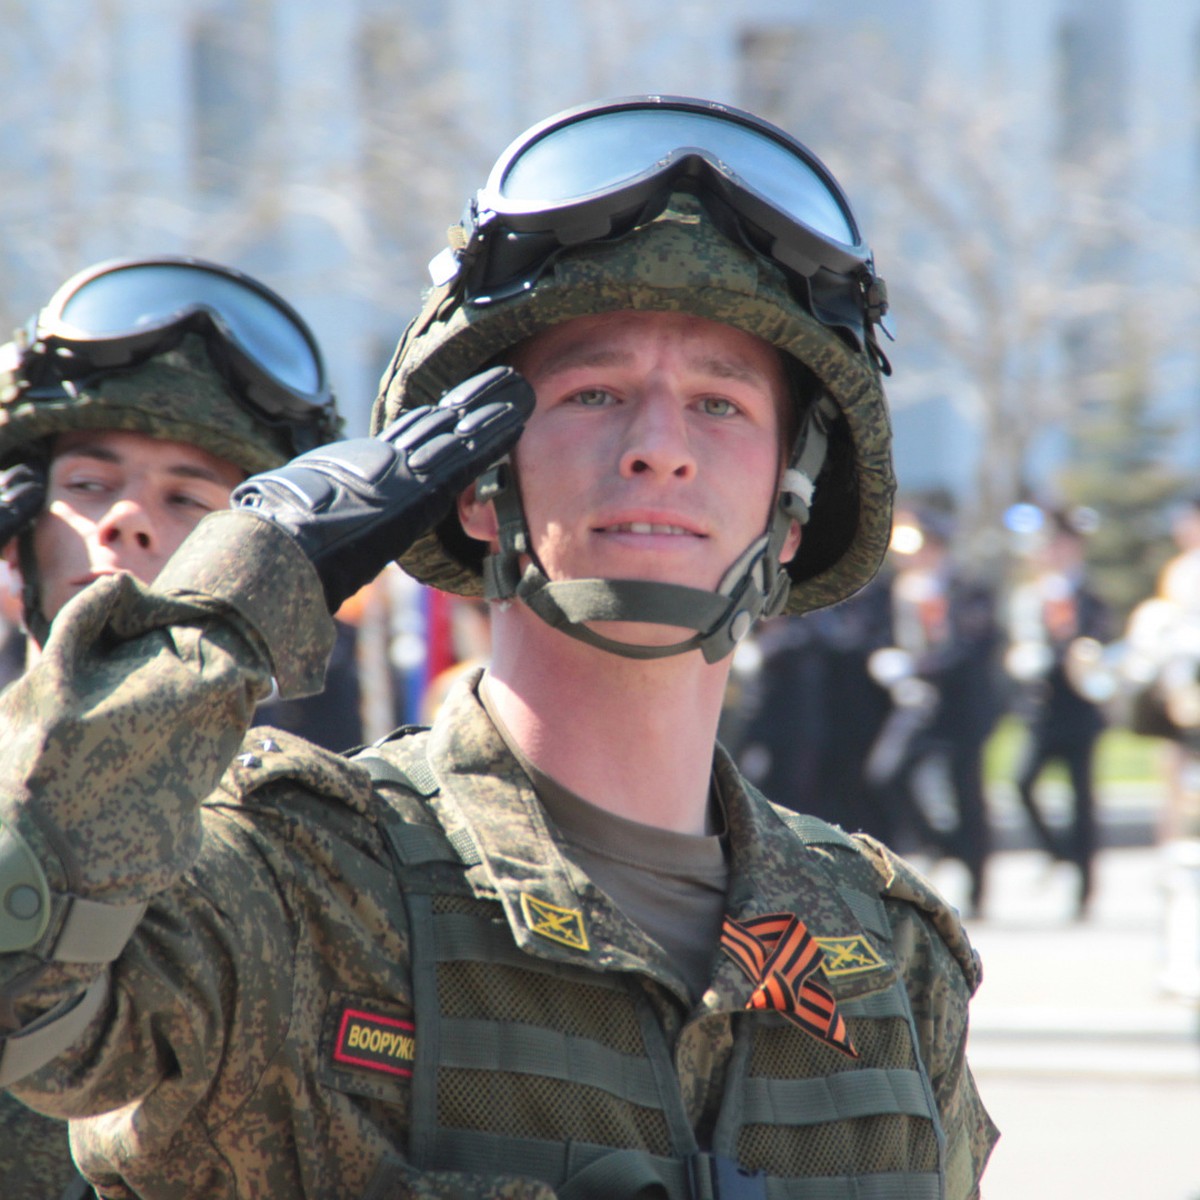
[727,495,1200,922]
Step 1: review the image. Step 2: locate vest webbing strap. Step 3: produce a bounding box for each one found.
[765,1173,941,1200]
[354,750,439,796]
[431,911,630,990]
[836,885,891,941]
[422,1131,686,1198]
[557,1148,676,1200]
[839,988,911,1021]
[439,1016,663,1106]
[740,1067,932,1127]
[379,818,459,868]
[773,810,858,850]
[418,1127,942,1200]
[357,747,485,868]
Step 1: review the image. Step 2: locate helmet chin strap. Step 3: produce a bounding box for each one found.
[478,395,836,664]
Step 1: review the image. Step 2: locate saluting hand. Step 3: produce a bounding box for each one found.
[231,367,535,613]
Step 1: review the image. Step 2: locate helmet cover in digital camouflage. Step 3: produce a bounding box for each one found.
[0,333,308,475]
[375,204,895,617]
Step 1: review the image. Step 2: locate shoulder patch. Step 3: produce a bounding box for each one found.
[332,1003,416,1078]
[852,832,983,994]
[214,725,374,814]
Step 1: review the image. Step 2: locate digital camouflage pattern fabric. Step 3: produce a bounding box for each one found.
[0,1093,82,1199]
[0,512,995,1198]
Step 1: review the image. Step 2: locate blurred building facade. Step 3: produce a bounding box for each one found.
[2,0,1198,501]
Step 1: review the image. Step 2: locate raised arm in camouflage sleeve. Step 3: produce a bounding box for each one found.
[0,511,333,1097]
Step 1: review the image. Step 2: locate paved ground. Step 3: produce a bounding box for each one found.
[916,780,1200,1199]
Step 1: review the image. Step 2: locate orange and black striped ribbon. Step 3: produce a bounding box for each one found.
[721,912,858,1058]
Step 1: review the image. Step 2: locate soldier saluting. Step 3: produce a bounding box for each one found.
[0,97,996,1198]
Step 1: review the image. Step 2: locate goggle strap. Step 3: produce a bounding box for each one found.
[9,324,339,456]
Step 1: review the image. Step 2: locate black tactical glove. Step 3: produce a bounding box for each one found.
[231,366,536,613]
[0,461,46,546]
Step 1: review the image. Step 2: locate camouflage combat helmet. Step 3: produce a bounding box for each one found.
[375,97,896,661]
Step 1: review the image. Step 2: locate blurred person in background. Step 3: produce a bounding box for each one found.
[0,254,342,1200]
[1004,507,1113,919]
[735,572,895,839]
[1155,495,1200,842]
[867,506,1003,916]
[420,594,493,722]
[1117,494,1200,999]
[1121,494,1200,843]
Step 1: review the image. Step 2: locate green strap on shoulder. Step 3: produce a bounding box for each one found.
[353,750,439,796]
[771,807,858,851]
[353,743,485,868]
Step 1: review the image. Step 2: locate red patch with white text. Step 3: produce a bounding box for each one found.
[332,1006,416,1078]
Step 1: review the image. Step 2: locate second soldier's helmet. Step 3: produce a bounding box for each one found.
[375,96,896,661]
[0,256,342,643]
[0,255,342,476]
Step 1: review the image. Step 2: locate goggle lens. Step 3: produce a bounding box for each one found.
[494,106,857,249]
[52,261,322,396]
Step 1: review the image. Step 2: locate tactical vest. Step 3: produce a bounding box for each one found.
[354,730,950,1200]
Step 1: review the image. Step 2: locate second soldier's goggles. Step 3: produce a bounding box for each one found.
[432,94,889,352]
[13,256,338,451]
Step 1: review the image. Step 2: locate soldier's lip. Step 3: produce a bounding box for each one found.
[593,511,708,537]
[598,522,700,536]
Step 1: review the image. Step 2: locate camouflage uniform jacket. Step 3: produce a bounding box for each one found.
[0,512,997,1199]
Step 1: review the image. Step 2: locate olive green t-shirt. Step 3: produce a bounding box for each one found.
[480,678,729,999]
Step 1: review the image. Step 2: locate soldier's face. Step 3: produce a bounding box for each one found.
[463,310,800,596]
[8,428,244,622]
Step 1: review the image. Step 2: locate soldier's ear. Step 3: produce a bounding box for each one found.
[780,519,802,565]
[458,481,499,546]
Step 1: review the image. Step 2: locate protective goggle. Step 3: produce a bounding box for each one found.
[432,95,889,352]
[17,256,338,452]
